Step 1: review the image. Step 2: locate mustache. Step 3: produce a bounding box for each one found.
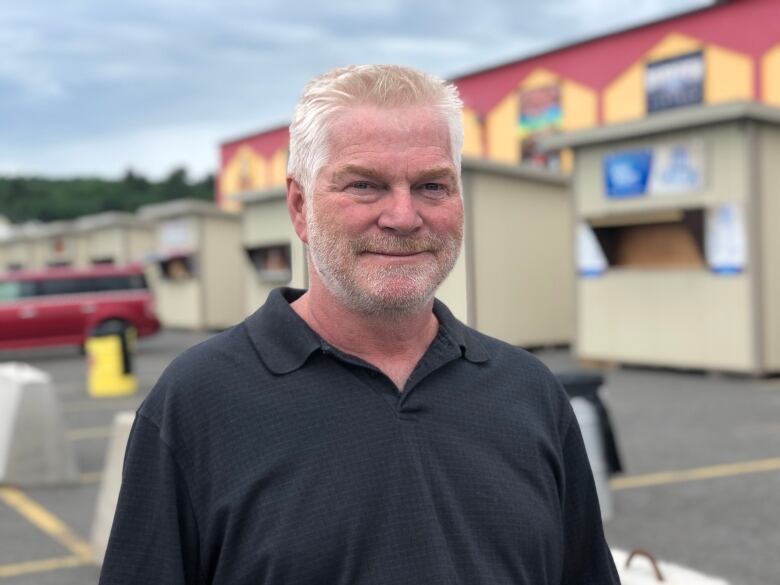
[351,234,451,254]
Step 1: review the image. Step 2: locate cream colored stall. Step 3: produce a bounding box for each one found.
[238,162,571,347]
[77,212,154,266]
[239,189,306,317]
[544,102,780,374]
[448,158,572,347]
[4,237,35,272]
[36,222,90,269]
[139,199,244,331]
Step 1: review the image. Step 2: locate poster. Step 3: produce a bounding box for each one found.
[577,223,608,277]
[518,85,562,168]
[706,203,746,274]
[603,140,705,199]
[648,141,705,195]
[603,149,653,198]
[645,51,704,113]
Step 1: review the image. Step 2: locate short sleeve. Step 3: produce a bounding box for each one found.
[560,417,621,584]
[99,414,203,585]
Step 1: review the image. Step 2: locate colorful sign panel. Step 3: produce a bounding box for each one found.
[518,85,562,168]
[603,149,653,198]
[576,223,608,277]
[645,51,704,113]
[603,141,705,199]
[648,142,705,195]
[706,203,746,274]
[159,218,195,254]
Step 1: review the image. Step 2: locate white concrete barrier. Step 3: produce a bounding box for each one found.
[0,363,79,486]
[91,410,135,564]
[570,396,613,520]
[612,549,731,584]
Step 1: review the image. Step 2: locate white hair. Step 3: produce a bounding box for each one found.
[287,64,464,198]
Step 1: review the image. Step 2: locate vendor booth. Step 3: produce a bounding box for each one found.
[236,162,571,347]
[239,188,306,316]
[139,199,244,330]
[440,158,572,347]
[1,236,35,273]
[76,212,153,266]
[544,102,780,374]
[29,221,88,269]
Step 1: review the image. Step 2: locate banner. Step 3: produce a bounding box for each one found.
[576,223,608,277]
[518,85,562,168]
[603,149,653,198]
[706,203,746,274]
[646,51,704,113]
[603,140,705,199]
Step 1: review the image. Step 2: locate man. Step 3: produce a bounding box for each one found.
[100,65,619,585]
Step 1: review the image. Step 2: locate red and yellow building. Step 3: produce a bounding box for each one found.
[216,0,780,210]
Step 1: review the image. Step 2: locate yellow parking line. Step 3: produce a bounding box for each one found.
[66,426,112,441]
[610,457,780,490]
[0,487,94,561]
[0,555,92,579]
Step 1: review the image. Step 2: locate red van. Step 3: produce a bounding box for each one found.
[0,264,160,350]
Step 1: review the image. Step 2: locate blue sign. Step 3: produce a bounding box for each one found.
[603,149,652,198]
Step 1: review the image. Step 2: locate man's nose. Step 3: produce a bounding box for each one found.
[377,188,423,233]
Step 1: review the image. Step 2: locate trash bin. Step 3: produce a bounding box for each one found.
[556,371,623,520]
[86,321,137,398]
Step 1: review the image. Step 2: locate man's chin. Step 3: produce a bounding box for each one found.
[343,283,436,316]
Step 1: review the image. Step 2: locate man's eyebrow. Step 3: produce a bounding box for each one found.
[331,165,384,183]
[413,167,457,182]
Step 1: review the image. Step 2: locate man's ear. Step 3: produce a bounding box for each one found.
[287,177,308,244]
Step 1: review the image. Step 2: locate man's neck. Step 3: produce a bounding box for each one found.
[290,283,439,391]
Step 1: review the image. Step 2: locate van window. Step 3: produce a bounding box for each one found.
[94,275,147,292]
[35,274,148,297]
[39,278,85,296]
[0,282,22,302]
[0,281,37,302]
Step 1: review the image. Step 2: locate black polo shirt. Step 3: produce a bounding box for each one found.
[100,288,619,585]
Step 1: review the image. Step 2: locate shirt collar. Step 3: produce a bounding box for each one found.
[244,287,489,375]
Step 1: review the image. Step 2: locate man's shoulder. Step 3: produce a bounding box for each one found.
[138,321,259,423]
[461,323,558,381]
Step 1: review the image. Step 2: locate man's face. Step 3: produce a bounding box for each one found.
[303,104,463,315]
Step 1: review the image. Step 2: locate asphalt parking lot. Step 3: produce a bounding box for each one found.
[1,330,779,585]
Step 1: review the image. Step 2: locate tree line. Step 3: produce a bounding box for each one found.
[0,168,215,223]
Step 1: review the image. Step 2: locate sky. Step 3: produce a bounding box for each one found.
[1,0,712,181]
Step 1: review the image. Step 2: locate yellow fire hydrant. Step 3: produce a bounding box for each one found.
[86,322,138,397]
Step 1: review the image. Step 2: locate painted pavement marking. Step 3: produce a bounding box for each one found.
[0,555,93,579]
[611,457,780,490]
[0,487,93,561]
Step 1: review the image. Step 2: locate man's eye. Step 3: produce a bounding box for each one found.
[421,183,446,193]
[351,181,373,189]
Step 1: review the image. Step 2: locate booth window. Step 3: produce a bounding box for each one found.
[7,263,24,272]
[161,255,197,281]
[246,244,292,284]
[592,210,705,269]
[47,261,72,268]
[91,257,115,265]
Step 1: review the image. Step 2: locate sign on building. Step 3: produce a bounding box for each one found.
[645,51,704,114]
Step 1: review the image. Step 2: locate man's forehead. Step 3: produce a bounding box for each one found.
[328,104,449,137]
[331,163,458,182]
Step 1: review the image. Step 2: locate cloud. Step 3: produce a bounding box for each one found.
[0,0,715,180]
[0,120,245,180]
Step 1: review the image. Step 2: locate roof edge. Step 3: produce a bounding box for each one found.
[541,101,780,150]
